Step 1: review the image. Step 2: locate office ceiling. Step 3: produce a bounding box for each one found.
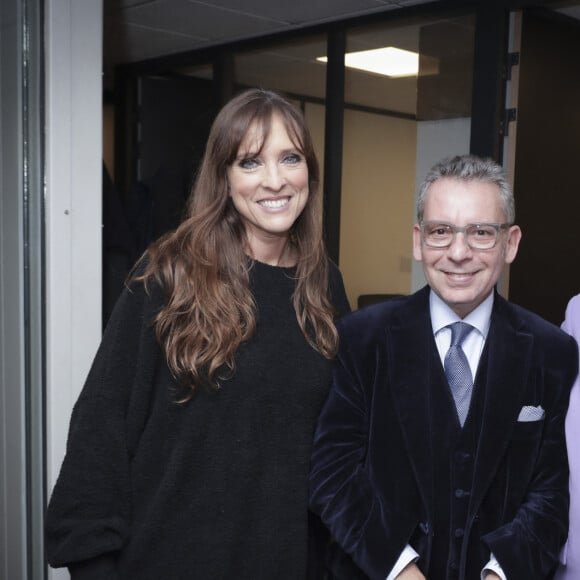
[103,0,580,115]
[104,0,434,66]
[103,0,580,67]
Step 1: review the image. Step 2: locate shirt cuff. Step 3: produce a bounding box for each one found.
[386,545,419,580]
[560,539,568,565]
[481,553,506,580]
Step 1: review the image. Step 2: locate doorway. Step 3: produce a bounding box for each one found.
[509,7,580,325]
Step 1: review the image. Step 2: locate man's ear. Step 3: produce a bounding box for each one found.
[504,225,522,264]
[413,224,423,262]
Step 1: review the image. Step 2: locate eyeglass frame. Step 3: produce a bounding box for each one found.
[419,221,513,250]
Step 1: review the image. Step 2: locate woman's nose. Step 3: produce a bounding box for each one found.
[262,163,285,190]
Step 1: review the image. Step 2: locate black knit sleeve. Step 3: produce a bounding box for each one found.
[45,276,162,573]
[68,554,118,580]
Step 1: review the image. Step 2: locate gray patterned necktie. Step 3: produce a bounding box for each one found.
[444,322,474,427]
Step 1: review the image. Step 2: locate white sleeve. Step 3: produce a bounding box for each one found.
[481,553,507,580]
[386,545,419,580]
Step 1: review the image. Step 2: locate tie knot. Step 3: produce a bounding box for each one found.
[448,322,473,347]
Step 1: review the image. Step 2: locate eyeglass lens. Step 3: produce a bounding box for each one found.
[423,223,500,249]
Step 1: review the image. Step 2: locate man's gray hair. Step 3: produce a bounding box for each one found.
[416,154,515,224]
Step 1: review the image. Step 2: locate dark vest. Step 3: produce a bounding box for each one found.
[428,345,490,580]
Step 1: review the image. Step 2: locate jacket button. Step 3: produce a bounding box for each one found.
[454,528,465,538]
[454,451,471,464]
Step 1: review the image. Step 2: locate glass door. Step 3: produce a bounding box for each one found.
[339,13,476,308]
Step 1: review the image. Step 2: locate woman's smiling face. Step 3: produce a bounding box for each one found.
[227,113,309,251]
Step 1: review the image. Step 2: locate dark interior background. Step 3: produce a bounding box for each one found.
[509,8,580,325]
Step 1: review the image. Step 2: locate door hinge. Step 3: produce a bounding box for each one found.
[506,51,520,81]
[503,108,517,136]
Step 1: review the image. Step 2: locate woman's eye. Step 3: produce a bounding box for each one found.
[238,157,260,170]
[282,153,302,165]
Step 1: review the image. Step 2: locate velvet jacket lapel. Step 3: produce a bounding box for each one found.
[468,293,534,514]
[388,287,436,521]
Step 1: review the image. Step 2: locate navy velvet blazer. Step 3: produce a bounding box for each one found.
[309,286,578,580]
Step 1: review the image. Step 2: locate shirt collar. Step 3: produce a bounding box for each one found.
[430,289,493,339]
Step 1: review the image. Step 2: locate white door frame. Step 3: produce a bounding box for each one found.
[45,0,103,577]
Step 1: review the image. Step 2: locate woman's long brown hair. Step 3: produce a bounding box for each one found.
[135,88,339,394]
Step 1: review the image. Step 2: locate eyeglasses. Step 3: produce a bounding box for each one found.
[420,221,512,250]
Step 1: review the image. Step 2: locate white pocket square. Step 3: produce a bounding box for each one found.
[517,405,545,422]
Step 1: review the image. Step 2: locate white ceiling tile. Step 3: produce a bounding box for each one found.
[104,0,441,66]
[196,0,391,25]
[124,0,286,42]
[119,0,158,7]
[116,23,209,62]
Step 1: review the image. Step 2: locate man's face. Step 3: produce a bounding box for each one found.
[413,177,522,318]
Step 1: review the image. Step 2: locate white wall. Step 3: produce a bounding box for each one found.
[45,0,103,577]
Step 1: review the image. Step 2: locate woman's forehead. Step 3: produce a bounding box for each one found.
[237,113,301,154]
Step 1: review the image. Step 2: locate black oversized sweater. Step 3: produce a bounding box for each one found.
[46,259,350,580]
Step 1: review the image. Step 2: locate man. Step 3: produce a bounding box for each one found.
[309,154,578,580]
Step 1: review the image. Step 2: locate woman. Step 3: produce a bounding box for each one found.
[46,88,350,579]
[556,293,580,580]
